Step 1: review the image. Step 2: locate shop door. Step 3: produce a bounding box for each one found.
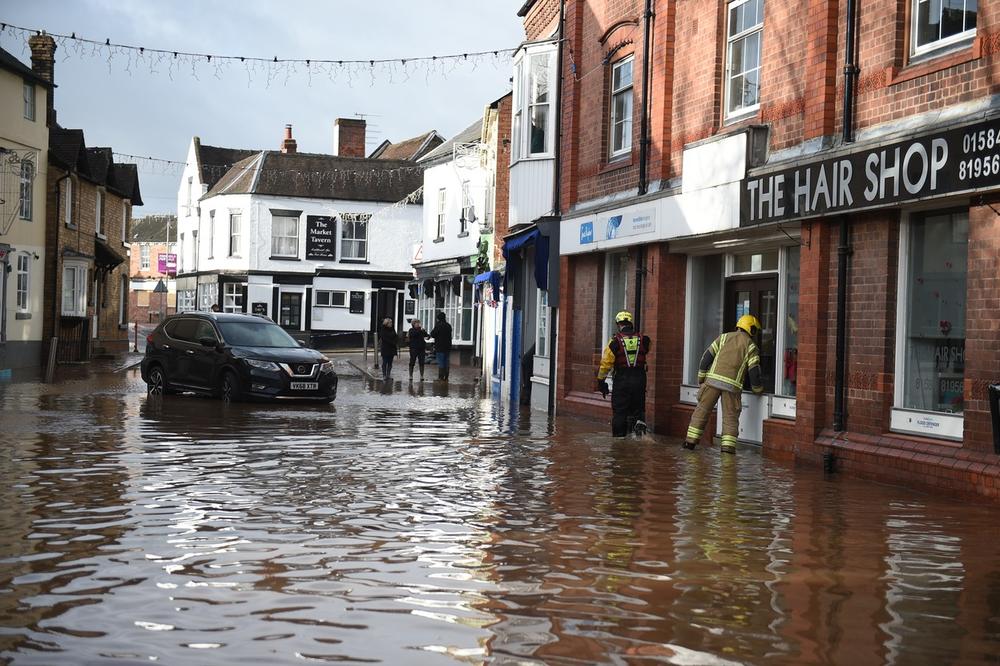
[723,276,778,443]
[279,292,302,330]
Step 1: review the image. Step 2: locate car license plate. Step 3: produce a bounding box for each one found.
[290,382,319,390]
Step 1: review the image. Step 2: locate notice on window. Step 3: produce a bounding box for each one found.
[305,215,336,261]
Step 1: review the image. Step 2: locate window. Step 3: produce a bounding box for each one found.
[316,290,347,307]
[19,160,33,220]
[119,274,128,326]
[229,212,241,256]
[512,60,522,162]
[610,56,634,157]
[96,189,104,238]
[604,252,629,342]
[900,210,968,415]
[62,178,73,227]
[23,81,35,120]
[484,175,495,230]
[121,202,128,241]
[16,255,29,312]
[528,52,552,155]
[912,0,977,56]
[61,263,88,317]
[271,215,299,257]
[685,255,724,384]
[781,247,800,397]
[208,211,215,259]
[140,245,150,270]
[460,181,474,234]
[733,250,778,273]
[198,282,218,312]
[436,189,447,239]
[223,283,244,313]
[341,213,369,260]
[536,289,549,358]
[186,176,193,207]
[726,0,764,118]
[179,233,185,273]
[177,289,196,312]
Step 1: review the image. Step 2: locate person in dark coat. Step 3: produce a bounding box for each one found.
[406,318,430,381]
[430,311,453,381]
[378,318,399,381]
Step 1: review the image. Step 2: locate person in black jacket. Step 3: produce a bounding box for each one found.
[378,318,399,381]
[406,318,430,381]
[430,311,453,381]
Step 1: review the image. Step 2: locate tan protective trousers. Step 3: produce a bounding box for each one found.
[685,384,741,449]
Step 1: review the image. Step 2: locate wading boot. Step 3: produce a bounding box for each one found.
[682,440,697,451]
[633,420,648,437]
[720,443,737,455]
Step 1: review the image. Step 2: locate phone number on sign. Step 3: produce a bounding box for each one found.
[958,154,1000,180]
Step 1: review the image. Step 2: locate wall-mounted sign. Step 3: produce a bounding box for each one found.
[252,302,268,316]
[305,215,336,261]
[741,117,1000,226]
[349,290,365,314]
[579,221,594,244]
[604,209,655,240]
[157,253,177,275]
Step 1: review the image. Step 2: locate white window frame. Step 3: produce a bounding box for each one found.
[140,245,150,270]
[911,0,977,58]
[23,81,35,121]
[610,56,634,158]
[316,290,348,308]
[19,160,34,221]
[62,177,74,227]
[271,214,300,258]
[725,0,764,120]
[341,213,369,261]
[526,51,553,157]
[602,251,630,343]
[460,181,473,234]
[207,210,215,259]
[891,211,965,440]
[121,201,128,242]
[16,254,30,312]
[186,176,193,208]
[223,282,243,313]
[61,262,88,317]
[177,289,196,312]
[179,233,185,274]
[511,43,558,163]
[536,289,549,358]
[95,188,105,239]
[511,59,522,163]
[229,211,241,257]
[436,188,447,239]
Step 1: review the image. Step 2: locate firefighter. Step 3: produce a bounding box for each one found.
[596,311,651,437]
[683,314,764,454]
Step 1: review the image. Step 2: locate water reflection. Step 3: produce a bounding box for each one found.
[0,365,998,663]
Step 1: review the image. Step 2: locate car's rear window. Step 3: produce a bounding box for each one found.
[218,321,300,348]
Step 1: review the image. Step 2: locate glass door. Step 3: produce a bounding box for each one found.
[279,292,302,330]
[724,276,778,394]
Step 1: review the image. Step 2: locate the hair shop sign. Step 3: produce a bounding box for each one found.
[740,118,1000,226]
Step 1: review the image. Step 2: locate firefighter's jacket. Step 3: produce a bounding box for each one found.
[698,330,763,394]
[597,331,651,380]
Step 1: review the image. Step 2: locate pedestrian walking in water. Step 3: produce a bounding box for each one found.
[595,311,651,437]
[683,314,763,454]
[430,311,453,381]
[406,318,430,381]
[379,318,398,381]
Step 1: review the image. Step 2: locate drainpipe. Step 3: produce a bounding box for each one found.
[547,0,566,417]
[833,0,858,431]
[634,247,645,331]
[637,0,654,195]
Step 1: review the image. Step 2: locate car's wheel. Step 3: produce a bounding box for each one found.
[220,370,243,403]
[147,365,169,396]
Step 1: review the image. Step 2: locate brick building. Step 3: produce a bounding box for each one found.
[128,214,176,325]
[29,35,142,364]
[515,0,1000,499]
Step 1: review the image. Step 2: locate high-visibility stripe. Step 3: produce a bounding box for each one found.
[687,426,703,439]
[705,371,742,389]
[721,434,738,444]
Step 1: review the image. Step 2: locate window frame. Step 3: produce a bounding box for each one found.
[223,282,244,313]
[460,181,473,235]
[15,254,30,313]
[140,244,150,270]
[609,55,635,158]
[61,262,89,318]
[511,43,558,163]
[229,211,242,257]
[725,0,765,120]
[270,214,300,258]
[436,188,447,239]
[910,0,977,59]
[177,289,196,312]
[315,290,348,308]
[536,289,549,358]
[207,210,215,259]
[18,159,34,221]
[527,51,553,157]
[62,177,74,228]
[23,81,35,121]
[95,188,105,239]
[340,213,370,262]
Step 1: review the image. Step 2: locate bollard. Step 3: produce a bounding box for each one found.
[363,330,368,366]
[989,384,1000,455]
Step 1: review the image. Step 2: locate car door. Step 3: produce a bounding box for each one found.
[186,319,221,390]
[162,318,196,387]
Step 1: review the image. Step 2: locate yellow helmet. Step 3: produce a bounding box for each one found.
[615,311,633,324]
[736,314,761,337]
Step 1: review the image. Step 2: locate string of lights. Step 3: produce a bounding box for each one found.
[0,21,514,87]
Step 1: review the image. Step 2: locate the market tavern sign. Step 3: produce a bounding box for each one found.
[305,215,337,261]
[740,117,1000,226]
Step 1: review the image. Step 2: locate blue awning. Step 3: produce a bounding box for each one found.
[501,227,549,291]
[502,228,540,257]
[473,270,496,284]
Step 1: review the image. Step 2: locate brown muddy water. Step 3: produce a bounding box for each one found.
[0,360,999,665]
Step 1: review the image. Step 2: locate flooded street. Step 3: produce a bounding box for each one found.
[1,360,999,665]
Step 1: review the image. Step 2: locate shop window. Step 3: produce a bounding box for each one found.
[536,289,549,358]
[177,290,196,312]
[900,210,968,415]
[725,0,764,119]
[733,249,778,273]
[604,252,630,342]
[912,0,977,58]
[781,247,800,397]
[316,290,347,307]
[461,276,474,342]
[223,283,244,313]
[198,283,218,312]
[686,255,724,385]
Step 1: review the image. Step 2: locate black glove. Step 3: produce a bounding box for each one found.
[596,379,610,399]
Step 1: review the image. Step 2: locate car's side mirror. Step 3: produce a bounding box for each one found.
[199,336,218,348]
[297,340,306,347]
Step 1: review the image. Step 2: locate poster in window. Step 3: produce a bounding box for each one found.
[305,215,336,261]
[349,290,365,314]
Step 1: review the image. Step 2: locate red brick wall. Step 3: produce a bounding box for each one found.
[493,95,512,265]
[523,0,561,41]
[335,119,366,158]
[644,246,686,434]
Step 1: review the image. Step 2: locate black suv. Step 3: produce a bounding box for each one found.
[141,312,338,402]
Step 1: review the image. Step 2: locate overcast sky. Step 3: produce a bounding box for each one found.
[1,0,525,214]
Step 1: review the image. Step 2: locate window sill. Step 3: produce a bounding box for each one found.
[269,256,301,261]
[340,258,369,264]
[15,312,31,320]
[599,155,634,175]
[890,39,980,86]
[432,237,445,244]
[65,223,76,230]
[96,233,107,240]
[723,108,760,127]
[457,231,470,238]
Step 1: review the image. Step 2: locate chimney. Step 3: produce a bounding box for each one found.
[280,124,297,154]
[28,32,56,126]
[333,118,366,158]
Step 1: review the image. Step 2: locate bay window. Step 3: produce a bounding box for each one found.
[62,263,88,317]
[511,44,557,161]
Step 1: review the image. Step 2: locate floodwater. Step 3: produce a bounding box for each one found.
[1,360,999,665]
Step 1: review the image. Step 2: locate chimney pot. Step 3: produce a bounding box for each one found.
[281,124,297,154]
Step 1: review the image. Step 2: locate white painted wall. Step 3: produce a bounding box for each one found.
[310,276,371,332]
[195,193,255,273]
[509,158,555,227]
[420,159,488,263]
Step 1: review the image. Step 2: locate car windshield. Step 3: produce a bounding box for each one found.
[218,321,300,348]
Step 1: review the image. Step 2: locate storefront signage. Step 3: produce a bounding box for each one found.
[741,117,1000,226]
[605,210,656,240]
[157,253,177,275]
[579,221,594,244]
[349,290,365,314]
[305,215,336,261]
[252,302,268,316]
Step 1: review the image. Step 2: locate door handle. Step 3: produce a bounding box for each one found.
[163,344,171,349]
[186,349,195,355]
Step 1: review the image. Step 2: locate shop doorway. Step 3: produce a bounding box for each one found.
[279,292,302,330]
[724,276,778,393]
